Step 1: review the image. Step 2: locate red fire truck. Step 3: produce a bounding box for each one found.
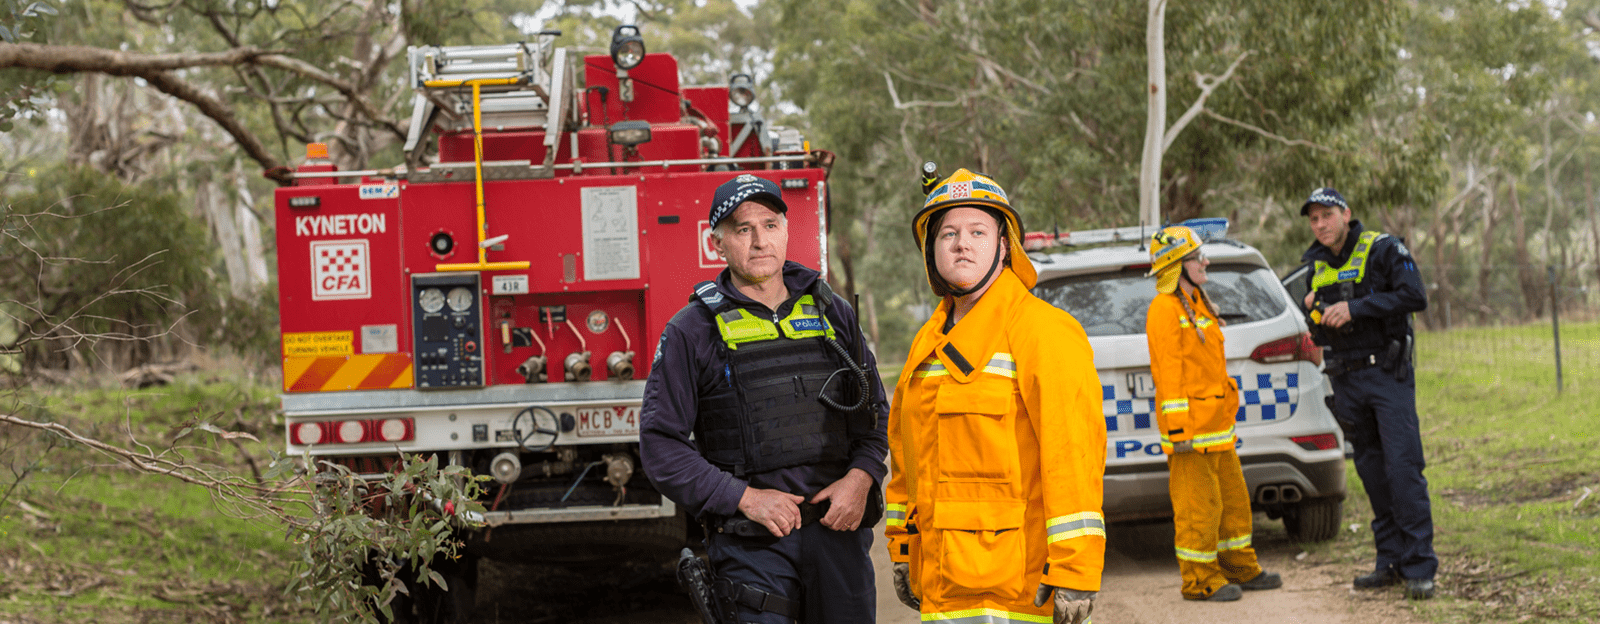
[273,28,830,616]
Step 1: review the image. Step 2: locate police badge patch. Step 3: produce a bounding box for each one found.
[1395,240,1411,257]
[736,174,758,184]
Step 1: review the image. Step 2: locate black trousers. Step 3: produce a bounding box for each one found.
[706,521,876,624]
[1331,364,1438,581]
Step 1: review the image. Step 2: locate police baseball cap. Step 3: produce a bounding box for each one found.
[709,174,787,229]
[1300,187,1349,215]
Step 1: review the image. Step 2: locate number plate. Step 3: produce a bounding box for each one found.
[576,406,640,438]
[1128,372,1157,399]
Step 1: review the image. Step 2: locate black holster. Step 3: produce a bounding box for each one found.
[677,548,734,624]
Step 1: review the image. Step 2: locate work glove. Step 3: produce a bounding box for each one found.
[1034,584,1095,624]
[891,562,920,611]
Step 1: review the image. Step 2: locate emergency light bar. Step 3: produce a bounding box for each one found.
[1023,218,1229,251]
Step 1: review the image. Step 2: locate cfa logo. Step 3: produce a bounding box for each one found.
[698,220,726,268]
[310,239,371,301]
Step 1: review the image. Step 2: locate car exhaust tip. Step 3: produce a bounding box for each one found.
[1280,484,1304,503]
[1257,485,1281,505]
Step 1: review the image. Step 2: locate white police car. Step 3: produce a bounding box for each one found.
[1028,221,1345,542]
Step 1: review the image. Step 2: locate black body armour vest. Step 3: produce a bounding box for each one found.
[690,282,858,477]
[1311,230,1405,354]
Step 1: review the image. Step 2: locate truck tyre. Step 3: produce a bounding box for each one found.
[1283,497,1341,543]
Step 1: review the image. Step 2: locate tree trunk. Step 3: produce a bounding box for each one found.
[1477,179,1499,324]
[236,162,271,292]
[1508,178,1544,319]
[1587,166,1598,300]
[1138,0,1166,227]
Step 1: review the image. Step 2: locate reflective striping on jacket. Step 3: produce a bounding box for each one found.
[920,608,1053,623]
[711,293,835,349]
[914,356,948,378]
[1311,230,1385,291]
[914,353,1016,379]
[1160,399,1189,414]
[982,353,1018,378]
[1191,427,1236,450]
[1218,533,1252,551]
[1195,316,1214,329]
[1174,545,1218,563]
[1177,317,1192,329]
[886,503,908,527]
[1046,512,1107,543]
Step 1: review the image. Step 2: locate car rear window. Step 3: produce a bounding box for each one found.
[1032,264,1289,337]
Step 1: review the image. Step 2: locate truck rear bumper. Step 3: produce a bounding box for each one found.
[480,499,675,526]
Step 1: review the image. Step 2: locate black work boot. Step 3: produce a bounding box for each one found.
[1404,578,1435,600]
[1194,584,1243,602]
[1353,569,1400,589]
[1239,571,1282,590]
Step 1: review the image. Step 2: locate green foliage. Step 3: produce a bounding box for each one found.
[268,453,489,623]
[1,164,214,369]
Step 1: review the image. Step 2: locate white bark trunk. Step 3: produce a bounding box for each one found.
[200,177,249,298]
[235,161,269,292]
[1139,0,1167,228]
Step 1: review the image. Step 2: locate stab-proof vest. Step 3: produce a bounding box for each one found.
[1311,230,1398,353]
[691,282,854,477]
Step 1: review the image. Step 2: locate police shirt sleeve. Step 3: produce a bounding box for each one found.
[639,320,746,518]
[1348,237,1427,320]
[829,295,890,485]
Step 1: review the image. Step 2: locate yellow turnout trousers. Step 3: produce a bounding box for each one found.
[1167,448,1262,599]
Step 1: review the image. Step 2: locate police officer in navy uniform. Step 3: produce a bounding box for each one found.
[1299,187,1436,600]
[641,174,889,623]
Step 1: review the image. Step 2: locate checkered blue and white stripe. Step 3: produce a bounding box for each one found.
[1101,373,1300,433]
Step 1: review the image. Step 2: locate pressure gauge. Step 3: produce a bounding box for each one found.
[447,287,475,312]
[419,288,445,313]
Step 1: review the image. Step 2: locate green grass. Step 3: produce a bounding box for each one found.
[1316,321,1600,624]
[0,363,306,622]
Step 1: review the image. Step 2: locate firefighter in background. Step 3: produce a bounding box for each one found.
[1144,226,1283,602]
[640,174,889,624]
[885,168,1106,624]
[1299,188,1435,600]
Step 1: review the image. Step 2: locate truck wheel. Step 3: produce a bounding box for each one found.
[1283,497,1341,543]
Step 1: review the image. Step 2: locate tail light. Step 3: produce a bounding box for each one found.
[1291,433,1339,451]
[290,417,415,446]
[1249,332,1322,366]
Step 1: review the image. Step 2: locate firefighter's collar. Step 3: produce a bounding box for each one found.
[930,269,1026,384]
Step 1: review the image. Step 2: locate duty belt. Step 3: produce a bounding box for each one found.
[711,501,830,538]
[1324,352,1379,378]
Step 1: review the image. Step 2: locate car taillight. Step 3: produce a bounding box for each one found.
[290,418,415,445]
[1291,433,1339,451]
[1249,332,1322,366]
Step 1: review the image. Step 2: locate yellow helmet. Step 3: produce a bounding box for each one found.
[1149,226,1200,294]
[911,168,1036,293]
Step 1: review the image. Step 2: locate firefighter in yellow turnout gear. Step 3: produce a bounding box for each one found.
[1144,226,1282,602]
[886,168,1107,624]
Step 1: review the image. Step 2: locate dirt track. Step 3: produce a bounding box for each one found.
[474,515,1429,624]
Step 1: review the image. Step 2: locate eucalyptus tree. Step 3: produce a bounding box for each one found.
[772,0,1412,354]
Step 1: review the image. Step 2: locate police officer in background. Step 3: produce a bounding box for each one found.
[1299,187,1436,600]
[641,174,889,623]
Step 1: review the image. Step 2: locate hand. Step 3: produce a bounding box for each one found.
[1303,291,1315,309]
[1034,584,1095,624]
[737,487,805,537]
[892,562,920,611]
[1319,301,1352,328]
[812,468,872,531]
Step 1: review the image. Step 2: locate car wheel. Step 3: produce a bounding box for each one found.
[1283,497,1341,543]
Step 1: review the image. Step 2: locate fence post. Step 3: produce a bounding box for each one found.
[1549,265,1562,394]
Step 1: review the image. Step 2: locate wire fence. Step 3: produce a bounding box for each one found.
[1417,316,1600,392]
[1417,262,1599,332]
